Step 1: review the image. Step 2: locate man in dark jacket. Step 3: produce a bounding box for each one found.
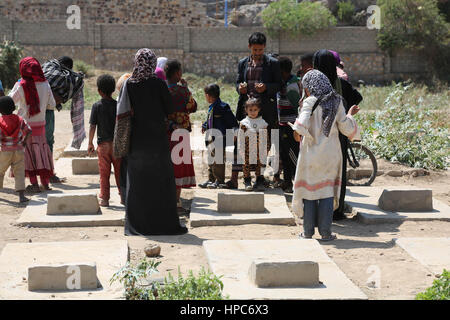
[225,32,282,189]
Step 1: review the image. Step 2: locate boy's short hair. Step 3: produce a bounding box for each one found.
[279,56,293,73]
[245,98,262,109]
[301,53,314,66]
[248,32,266,46]
[97,74,116,96]
[204,84,220,99]
[58,56,74,70]
[0,96,15,115]
[165,59,182,80]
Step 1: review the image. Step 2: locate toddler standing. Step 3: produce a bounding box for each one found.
[238,98,269,192]
[0,96,32,203]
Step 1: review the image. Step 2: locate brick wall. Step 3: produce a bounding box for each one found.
[0,14,427,84]
[0,0,220,27]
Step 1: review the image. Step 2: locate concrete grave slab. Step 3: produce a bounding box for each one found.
[28,263,99,291]
[16,188,124,228]
[217,192,264,213]
[0,240,128,299]
[63,139,97,158]
[378,189,433,212]
[346,186,450,224]
[203,239,367,300]
[394,238,450,275]
[72,158,99,175]
[54,157,102,178]
[249,260,319,288]
[47,192,100,215]
[190,188,296,227]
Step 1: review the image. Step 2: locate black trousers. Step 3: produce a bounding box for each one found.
[279,125,299,182]
[334,133,348,217]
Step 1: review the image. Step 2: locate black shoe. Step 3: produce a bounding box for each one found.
[244,177,253,191]
[223,180,238,190]
[254,176,266,191]
[280,181,293,193]
[199,181,214,189]
[207,181,220,189]
[333,212,347,221]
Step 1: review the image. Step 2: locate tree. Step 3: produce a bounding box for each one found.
[376,0,450,81]
[261,0,337,38]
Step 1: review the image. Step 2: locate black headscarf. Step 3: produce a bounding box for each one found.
[313,49,338,89]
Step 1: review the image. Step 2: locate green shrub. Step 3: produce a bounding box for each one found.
[73,60,95,78]
[110,259,161,300]
[0,40,23,89]
[261,0,337,38]
[376,0,450,81]
[416,269,450,300]
[154,267,228,300]
[337,1,355,23]
[111,260,227,300]
[356,81,449,170]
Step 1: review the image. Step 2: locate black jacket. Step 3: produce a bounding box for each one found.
[235,54,282,128]
[202,98,238,136]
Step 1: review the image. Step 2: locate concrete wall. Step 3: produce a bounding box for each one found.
[0,14,427,84]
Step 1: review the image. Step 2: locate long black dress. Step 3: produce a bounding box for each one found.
[334,78,363,218]
[124,77,187,235]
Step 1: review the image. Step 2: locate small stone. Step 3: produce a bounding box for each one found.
[28,239,32,243]
[144,245,161,257]
[380,253,384,256]
[114,229,117,232]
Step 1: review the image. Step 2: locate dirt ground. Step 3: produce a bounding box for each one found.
[0,111,448,300]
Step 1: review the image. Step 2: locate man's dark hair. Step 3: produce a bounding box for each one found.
[279,56,293,74]
[245,98,262,109]
[248,32,266,46]
[165,59,182,80]
[300,53,314,66]
[204,84,220,99]
[58,56,74,70]
[0,96,15,115]
[97,74,116,96]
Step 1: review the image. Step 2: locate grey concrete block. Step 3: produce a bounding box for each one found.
[249,260,319,288]
[47,193,100,215]
[72,158,99,175]
[217,192,264,213]
[378,189,433,212]
[28,263,99,291]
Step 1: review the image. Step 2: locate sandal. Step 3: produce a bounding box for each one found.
[299,233,312,239]
[50,175,67,184]
[99,199,109,207]
[319,234,337,242]
[25,185,41,194]
[42,185,53,191]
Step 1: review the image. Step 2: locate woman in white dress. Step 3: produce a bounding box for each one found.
[291,70,360,241]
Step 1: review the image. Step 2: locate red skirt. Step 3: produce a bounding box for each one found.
[168,130,196,189]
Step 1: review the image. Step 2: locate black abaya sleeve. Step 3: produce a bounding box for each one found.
[341,78,363,111]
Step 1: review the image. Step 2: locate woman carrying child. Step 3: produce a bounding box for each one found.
[291,70,360,241]
[9,57,56,192]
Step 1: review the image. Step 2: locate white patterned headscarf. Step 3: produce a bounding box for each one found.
[302,69,342,137]
[157,57,168,69]
[129,48,157,83]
